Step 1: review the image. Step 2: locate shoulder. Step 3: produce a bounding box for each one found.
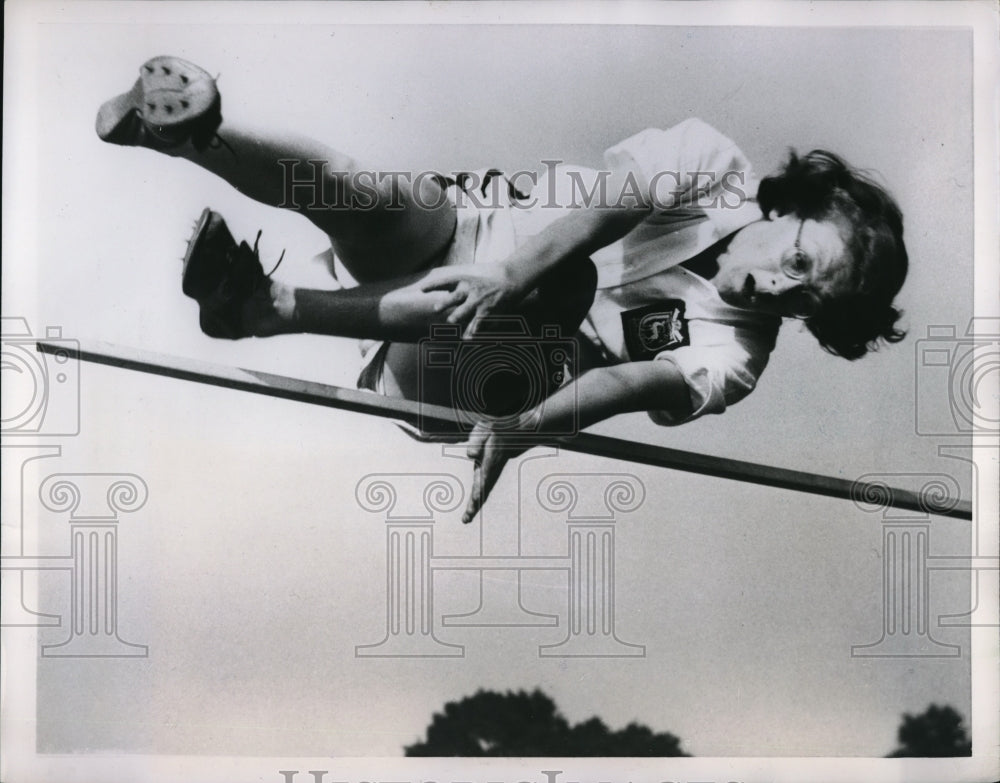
[608,118,739,159]
[603,119,755,201]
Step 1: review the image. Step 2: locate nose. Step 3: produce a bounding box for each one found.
[752,270,799,296]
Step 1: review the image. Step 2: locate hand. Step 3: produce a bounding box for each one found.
[420,262,524,338]
[461,420,530,524]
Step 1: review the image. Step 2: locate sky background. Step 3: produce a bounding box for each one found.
[2,0,992,768]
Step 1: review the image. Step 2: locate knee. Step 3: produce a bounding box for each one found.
[540,253,598,328]
[519,253,597,337]
[414,173,451,213]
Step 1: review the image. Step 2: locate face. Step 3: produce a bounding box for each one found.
[712,212,855,318]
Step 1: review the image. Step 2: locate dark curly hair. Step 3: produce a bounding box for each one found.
[757,150,908,360]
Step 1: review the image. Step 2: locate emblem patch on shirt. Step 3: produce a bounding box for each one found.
[621,301,690,360]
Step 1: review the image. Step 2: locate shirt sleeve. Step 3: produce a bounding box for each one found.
[603,118,757,217]
[645,321,778,426]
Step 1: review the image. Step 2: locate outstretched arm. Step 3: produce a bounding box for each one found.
[462,360,692,523]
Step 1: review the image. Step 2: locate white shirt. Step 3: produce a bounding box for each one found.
[580,118,781,425]
[509,118,781,425]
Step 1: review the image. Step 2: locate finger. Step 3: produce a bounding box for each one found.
[478,450,505,505]
[465,425,491,460]
[446,299,479,325]
[462,309,489,340]
[464,446,507,524]
[462,463,483,524]
[433,289,468,313]
[418,270,459,292]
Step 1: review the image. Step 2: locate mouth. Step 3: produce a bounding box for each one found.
[741,274,757,305]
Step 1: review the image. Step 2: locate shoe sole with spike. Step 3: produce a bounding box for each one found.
[182,207,236,300]
[96,56,220,149]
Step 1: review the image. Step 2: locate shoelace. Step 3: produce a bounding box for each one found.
[206,133,238,158]
[211,229,286,303]
[191,73,238,159]
[250,229,286,279]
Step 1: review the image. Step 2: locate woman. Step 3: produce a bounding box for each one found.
[97,56,908,522]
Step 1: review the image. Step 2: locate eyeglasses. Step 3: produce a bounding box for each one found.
[781,219,811,280]
[778,219,822,319]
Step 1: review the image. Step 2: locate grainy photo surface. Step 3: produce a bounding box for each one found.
[2,2,998,783]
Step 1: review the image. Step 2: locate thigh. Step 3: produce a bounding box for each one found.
[327,173,457,284]
[380,253,598,414]
[381,335,545,425]
[380,342,422,401]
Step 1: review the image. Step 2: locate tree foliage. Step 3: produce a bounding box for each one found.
[404,689,689,757]
[887,704,971,757]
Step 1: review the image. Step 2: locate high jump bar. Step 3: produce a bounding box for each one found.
[38,339,973,521]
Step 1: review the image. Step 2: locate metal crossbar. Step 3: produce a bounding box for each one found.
[37,339,974,520]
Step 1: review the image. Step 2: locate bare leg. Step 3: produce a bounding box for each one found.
[99,57,455,281]
[164,123,456,282]
[260,270,458,342]
[260,254,596,344]
[255,254,597,409]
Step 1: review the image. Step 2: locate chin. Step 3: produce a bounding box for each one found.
[715,285,743,308]
[719,288,763,313]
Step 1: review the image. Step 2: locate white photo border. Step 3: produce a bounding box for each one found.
[2,1,997,782]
